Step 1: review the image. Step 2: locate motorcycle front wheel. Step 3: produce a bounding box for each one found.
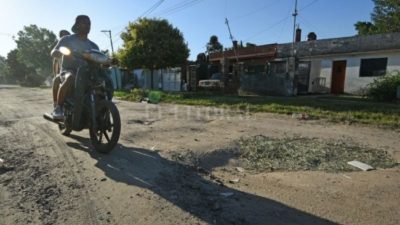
[59,123,72,136]
[89,100,121,153]
[59,111,72,136]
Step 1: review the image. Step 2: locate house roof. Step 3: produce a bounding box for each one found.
[277,32,400,58]
[209,44,277,62]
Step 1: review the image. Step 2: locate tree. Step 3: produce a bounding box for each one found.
[206,35,223,54]
[15,25,56,78]
[196,53,208,80]
[0,56,7,83]
[5,49,31,83]
[354,22,378,35]
[355,0,400,35]
[118,18,189,89]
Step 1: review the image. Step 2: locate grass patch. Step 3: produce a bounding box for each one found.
[114,90,400,128]
[238,135,397,172]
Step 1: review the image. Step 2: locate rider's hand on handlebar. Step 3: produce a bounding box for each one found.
[82,52,91,60]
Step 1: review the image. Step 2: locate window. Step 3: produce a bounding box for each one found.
[244,65,266,75]
[359,58,388,77]
[269,61,287,75]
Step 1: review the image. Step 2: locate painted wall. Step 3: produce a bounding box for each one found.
[308,52,400,94]
[133,68,182,91]
[308,59,323,93]
[319,59,333,92]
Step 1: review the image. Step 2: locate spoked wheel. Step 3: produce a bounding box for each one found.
[89,100,121,153]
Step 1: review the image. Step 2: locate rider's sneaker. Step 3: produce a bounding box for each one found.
[51,105,64,120]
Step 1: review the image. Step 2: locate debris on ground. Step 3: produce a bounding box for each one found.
[238,135,397,172]
[342,174,352,179]
[220,192,234,198]
[236,167,245,173]
[0,158,4,167]
[292,113,310,120]
[229,178,240,184]
[140,98,149,103]
[347,161,374,171]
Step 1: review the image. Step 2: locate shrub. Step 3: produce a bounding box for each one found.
[148,91,162,103]
[21,74,46,87]
[365,71,400,101]
[129,88,149,101]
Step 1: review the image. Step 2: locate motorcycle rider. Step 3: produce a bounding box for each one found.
[52,29,71,109]
[53,30,71,76]
[51,15,100,119]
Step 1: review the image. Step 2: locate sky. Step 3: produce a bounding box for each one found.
[0,0,374,60]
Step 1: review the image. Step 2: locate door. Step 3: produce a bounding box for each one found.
[331,60,346,94]
[297,61,311,94]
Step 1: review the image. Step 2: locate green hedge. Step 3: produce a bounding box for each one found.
[366,71,400,101]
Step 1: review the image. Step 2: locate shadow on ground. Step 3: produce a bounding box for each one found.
[66,135,340,225]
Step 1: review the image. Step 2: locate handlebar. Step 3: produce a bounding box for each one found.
[59,46,110,64]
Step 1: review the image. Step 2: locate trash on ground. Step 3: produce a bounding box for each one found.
[292,113,310,120]
[220,192,234,197]
[0,158,4,167]
[342,174,352,179]
[236,167,245,173]
[140,97,149,103]
[347,160,374,171]
[229,178,240,184]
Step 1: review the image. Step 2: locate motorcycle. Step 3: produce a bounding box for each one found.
[44,47,121,153]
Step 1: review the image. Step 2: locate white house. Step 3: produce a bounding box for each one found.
[277,32,400,94]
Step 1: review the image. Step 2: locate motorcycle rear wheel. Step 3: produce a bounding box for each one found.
[89,100,121,153]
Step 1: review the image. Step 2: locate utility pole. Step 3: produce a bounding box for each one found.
[290,0,299,96]
[101,30,115,56]
[225,18,239,62]
[101,30,119,90]
[292,0,298,56]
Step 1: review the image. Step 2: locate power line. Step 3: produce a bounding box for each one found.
[154,0,204,17]
[297,14,324,36]
[300,0,319,11]
[154,0,198,16]
[139,0,165,18]
[0,32,13,37]
[243,0,320,42]
[113,0,204,47]
[111,0,165,40]
[114,0,204,46]
[277,3,295,40]
[231,0,281,22]
[243,16,291,42]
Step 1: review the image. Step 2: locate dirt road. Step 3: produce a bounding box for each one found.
[0,85,399,225]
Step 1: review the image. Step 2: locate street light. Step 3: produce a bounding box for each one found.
[101,30,114,56]
[101,30,119,89]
